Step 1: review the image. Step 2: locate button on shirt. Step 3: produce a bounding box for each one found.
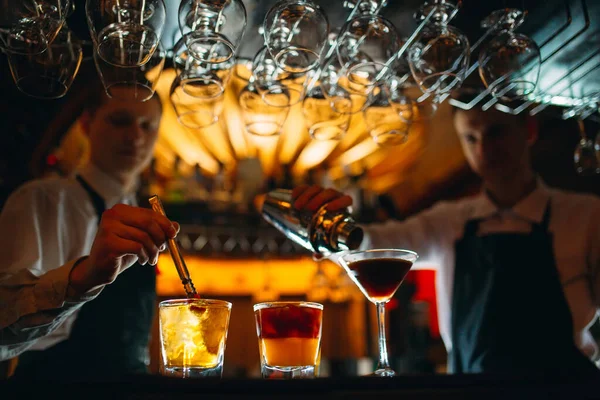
[0,163,139,361]
[361,180,600,362]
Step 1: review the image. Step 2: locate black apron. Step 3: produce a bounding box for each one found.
[14,176,156,380]
[450,203,598,376]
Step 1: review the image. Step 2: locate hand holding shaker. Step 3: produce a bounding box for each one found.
[261,189,364,258]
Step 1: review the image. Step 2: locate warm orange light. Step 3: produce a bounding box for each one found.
[293,140,338,173]
[335,138,379,166]
[156,255,345,297]
[278,105,309,165]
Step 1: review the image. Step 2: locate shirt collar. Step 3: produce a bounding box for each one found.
[77,163,139,207]
[470,177,551,224]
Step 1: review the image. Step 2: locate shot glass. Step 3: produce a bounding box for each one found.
[254,301,323,379]
[159,298,232,378]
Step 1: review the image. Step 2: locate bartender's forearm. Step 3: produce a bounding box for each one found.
[0,309,72,361]
[0,259,103,344]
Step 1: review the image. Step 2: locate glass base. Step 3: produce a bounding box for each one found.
[161,365,223,378]
[372,367,396,377]
[261,365,316,379]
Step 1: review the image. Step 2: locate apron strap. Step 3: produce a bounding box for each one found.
[539,199,552,232]
[76,175,106,222]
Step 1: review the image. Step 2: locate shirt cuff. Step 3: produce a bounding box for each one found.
[33,257,103,309]
[64,257,104,303]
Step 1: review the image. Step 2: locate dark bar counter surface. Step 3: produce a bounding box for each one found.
[4,373,598,400]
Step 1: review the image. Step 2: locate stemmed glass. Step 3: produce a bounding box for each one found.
[170,75,223,129]
[337,249,418,376]
[6,23,82,99]
[178,0,246,64]
[263,0,329,74]
[364,81,412,147]
[336,15,400,104]
[337,15,400,91]
[238,82,291,137]
[172,34,234,100]
[94,42,166,101]
[390,73,438,121]
[0,0,71,55]
[251,45,304,107]
[408,0,470,105]
[302,84,351,141]
[478,9,541,101]
[86,0,166,67]
[319,52,369,115]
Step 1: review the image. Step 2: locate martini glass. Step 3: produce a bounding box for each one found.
[337,249,418,376]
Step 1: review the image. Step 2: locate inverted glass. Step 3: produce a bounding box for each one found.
[0,0,71,55]
[302,85,350,141]
[173,34,235,100]
[263,0,329,73]
[478,8,541,101]
[85,0,166,67]
[239,84,290,137]
[93,42,166,102]
[7,24,82,99]
[170,76,224,129]
[178,0,247,64]
[364,87,411,147]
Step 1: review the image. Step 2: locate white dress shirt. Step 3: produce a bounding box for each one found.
[0,163,138,361]
[361,179,600,363]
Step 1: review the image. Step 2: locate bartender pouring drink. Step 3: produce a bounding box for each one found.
[293,96,600,375]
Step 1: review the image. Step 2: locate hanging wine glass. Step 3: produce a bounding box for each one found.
[383,75,415,123]
[336,15,400,95]
[251,45,304,107]
[0,0,71,55]
[573,119,598,176]
[86,0,166,68]
[239,83,290,137]
[319,52,370,115]
[302,84,351,141]
[94,42,166,102]
[364,82,412,147]
[6,23,82,99]
[172,34,234,100]
[478,9,541,101]
[170,75,224,129]
[385,56,437,121]
[178,0,247,64]
[263,0,329,74]
[408,0,470,104]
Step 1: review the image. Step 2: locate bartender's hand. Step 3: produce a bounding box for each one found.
[67,204,179,296]
[292,184,353,212]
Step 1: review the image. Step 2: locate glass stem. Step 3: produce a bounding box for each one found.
[376,302,391,371]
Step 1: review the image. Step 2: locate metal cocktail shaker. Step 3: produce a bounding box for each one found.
[261,189,364,257]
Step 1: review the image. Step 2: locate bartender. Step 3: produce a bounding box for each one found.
[293,97,600,375]
[0,84,177,379]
